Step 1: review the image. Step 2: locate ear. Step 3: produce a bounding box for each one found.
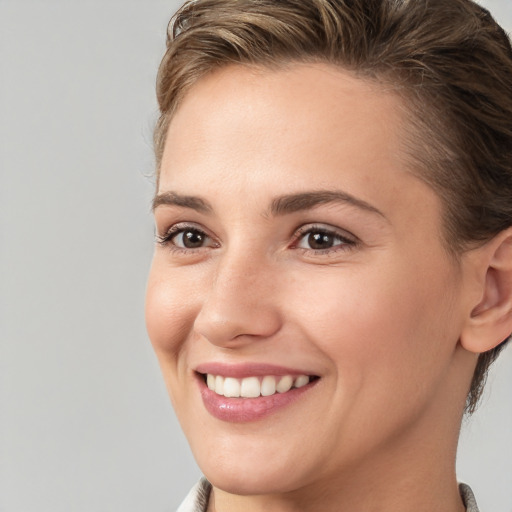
[460,228,512,354]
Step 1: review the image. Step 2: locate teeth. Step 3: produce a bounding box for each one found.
[261,375,276,396]
[223,377,241,398]
[294,375,309,388]
[205,374,311,398]
[207,374,216,391]
[241,377,260,398]
[215,375,224,395]
[276,375,293,393]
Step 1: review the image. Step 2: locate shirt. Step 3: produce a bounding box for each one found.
[177,478,480,512]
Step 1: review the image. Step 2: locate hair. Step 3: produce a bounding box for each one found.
[154,0,512,413]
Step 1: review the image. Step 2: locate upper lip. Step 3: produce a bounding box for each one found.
[194,362,318,379]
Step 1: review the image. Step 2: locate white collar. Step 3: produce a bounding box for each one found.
[176,479,480,512]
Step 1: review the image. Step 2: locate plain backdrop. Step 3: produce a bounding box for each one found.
[1,1,511,511]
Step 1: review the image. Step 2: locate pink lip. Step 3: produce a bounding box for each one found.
[195,362,314,379]
[195,370,319,423]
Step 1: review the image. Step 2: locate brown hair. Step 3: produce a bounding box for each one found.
[154,0,512,413]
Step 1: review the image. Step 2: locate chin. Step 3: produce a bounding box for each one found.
[190,435,315,496]
[202,461,309,496]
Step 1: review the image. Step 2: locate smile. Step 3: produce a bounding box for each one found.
[205,374,311,398]
[196,364,320,422]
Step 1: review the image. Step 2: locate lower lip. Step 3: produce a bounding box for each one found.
[198,376,318,423]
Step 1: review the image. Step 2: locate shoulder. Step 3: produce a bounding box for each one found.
[459,483,480,512]
[176,478,212,512]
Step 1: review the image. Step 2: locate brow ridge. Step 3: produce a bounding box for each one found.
[152,191,212,213]
[269,190,384,217]
[152,189,384,219]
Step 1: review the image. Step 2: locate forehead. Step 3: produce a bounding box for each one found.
[162,63,405,167]
[159,63,425,213]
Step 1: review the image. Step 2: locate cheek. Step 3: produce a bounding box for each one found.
[145,261,200,360]
[145,262,204,417]
[286,257,460,395]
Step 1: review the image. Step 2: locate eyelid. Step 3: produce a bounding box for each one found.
[155,221,358,256]
[156,222,218,249]
[291,223,359,252]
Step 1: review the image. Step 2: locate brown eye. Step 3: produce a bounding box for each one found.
[172,228,211,249]
[306,232,335,250]
[296,226,355,252]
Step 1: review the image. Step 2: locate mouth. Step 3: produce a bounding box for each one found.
[195,367,320,423]
[202,373,316,398]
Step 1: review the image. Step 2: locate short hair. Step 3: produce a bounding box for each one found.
[154,0,512,413]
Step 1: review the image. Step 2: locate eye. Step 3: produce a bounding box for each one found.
[295,225,356,252]
[173,228,210,249]
[157,224,216,250]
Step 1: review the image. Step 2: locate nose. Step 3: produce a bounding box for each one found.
[193,253,283,348]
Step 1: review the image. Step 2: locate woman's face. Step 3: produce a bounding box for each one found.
[146,64,474,496]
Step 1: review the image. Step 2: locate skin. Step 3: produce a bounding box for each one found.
[145,63,504,512]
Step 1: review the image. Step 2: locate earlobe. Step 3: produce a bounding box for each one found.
[460,228,512,354]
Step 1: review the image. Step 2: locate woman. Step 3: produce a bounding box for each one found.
[145,0,512,510]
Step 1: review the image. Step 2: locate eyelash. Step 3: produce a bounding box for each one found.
[156,223,217,253]
[291,225,357,254]
[156,223,357,255]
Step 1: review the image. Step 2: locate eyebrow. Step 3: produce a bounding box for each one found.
[152,191,213,213]
[269,190,385,218]
[152,189,385,219]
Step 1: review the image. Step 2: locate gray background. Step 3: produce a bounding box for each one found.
[0,1,510,511]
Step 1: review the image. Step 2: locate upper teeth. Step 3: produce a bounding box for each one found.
[206,374,310,398]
